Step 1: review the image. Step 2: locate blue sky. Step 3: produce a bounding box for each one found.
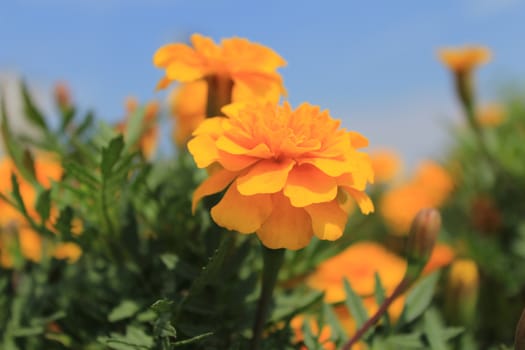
[1,0,525,166]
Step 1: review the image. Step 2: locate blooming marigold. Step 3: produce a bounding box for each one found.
[153,34,286,102]
[188,102,374,250]
[437,46,491,73]
[370,148,401,183]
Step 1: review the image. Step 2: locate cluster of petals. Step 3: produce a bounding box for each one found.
[187,102,374,250]
[437,45,491,73]
[153,33,287,102]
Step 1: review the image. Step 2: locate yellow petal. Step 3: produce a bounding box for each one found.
[53,242,82,263]
[192,168,239,213]
[187,135,219,168]
[211,184,272,233]
[217,150,260,171]
[256,193,313,250]
[237,159,295,195]
[284,164,337,207]
[216,136,272,158]
[305,200,348,241]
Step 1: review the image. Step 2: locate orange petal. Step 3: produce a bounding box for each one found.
[211,184,272,234]
[237,159,295,195]
[153,43,196,67]
[156,76,172,90]
[305,200,348,241]
[256,194,313,250]
[216,135,272,158]
[344,188,374,214]
[284,164,337,207]
[217,150,260,171]
[187,135,219,168]
[192,168,239,212]
[300,157,350,177]
[166,61,204,82]
[348,131,369,148]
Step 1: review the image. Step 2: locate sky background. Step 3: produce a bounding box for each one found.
[1,0,525,168]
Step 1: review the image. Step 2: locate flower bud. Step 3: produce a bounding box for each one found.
[404,208,441,283]
[515,307,525,350]
[445,259,479,327]
[53,81,71,110]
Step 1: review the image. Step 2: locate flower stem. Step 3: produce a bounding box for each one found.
[341,278,409,350]
[205,75,233,118]
[250,245,285,350]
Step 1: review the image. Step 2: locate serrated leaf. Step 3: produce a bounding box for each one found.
[373,272,390,328]
[108,300,141,322]
[35,189,52,222]
[74,110,94,136]
[160,254,179,270]
[322,303,345,343]
[386,333,425,348]
[343,279,369,330]
[123,105,146,151]
[423,308,447,350]
[101,136,125,177]
[21,81,48,130]
[404,271,440,323]
[150,299,174,315]
[60,106,76,132]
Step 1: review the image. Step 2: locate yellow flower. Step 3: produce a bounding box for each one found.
[188,102,374,250]
[437,46,491,73]
[153,34,286,102]
[169,80,207,147]
[380,161,453,235]
[477,103,505,127]
[53,242,82,263]
[370,149,401,183]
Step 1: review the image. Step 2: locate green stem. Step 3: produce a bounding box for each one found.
[250,245,285,350]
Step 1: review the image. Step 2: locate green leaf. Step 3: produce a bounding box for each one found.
[101,135,125,177]
[343,278,369,330]
[173,332,213,347]
[35,189,52,223]
[423,308,447,350]
[403,271,441,323]
[322,303,346,344]
[60,106,76,132]
[373,272,391,328]
[160,254,179,270]
[150,299,175,315]
[21,81,48,130]
[108,300,141,322]
[123,105,146,151]
[98,326,154,350]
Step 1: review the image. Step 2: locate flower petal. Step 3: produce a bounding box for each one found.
[153,43,196,67]
[187,135,219,168]
[166,61,204,82]
[284,164,337,207]
[216,135,272,157]
[192,168,239,213]
[256,194,313,250]
[348,131,369,148]
[237,159,295,195]
[344,188,374,214]
[300,157,350,177]
[305,200,348,241]
[217,150,260,171]
[211,184,272,233]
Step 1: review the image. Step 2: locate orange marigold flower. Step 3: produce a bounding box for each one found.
[188,102,374,250]
[169,80,207,146]
[370,148,401,183]
[423,243,455,274]
[437,45,491,73]
[477,103,506,127]
[380,160,453,235]
[306,242,406,303]
[153,34,286,102]
[53,242,82,263]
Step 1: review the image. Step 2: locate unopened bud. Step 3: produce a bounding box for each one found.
[404,208,442,283]
[515,307,525,350]
[54,81,71,110]
[445,259,479,327]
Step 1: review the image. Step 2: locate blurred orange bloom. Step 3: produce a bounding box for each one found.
[423,243,455,274]
[437,46,491,73]
[117,97,160,159]
[188,102,374,250]
[477,103,506,127]
[154,34,287,102]
[369,149,401,183]
[380,161,453,235]
[169,80,207,147]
